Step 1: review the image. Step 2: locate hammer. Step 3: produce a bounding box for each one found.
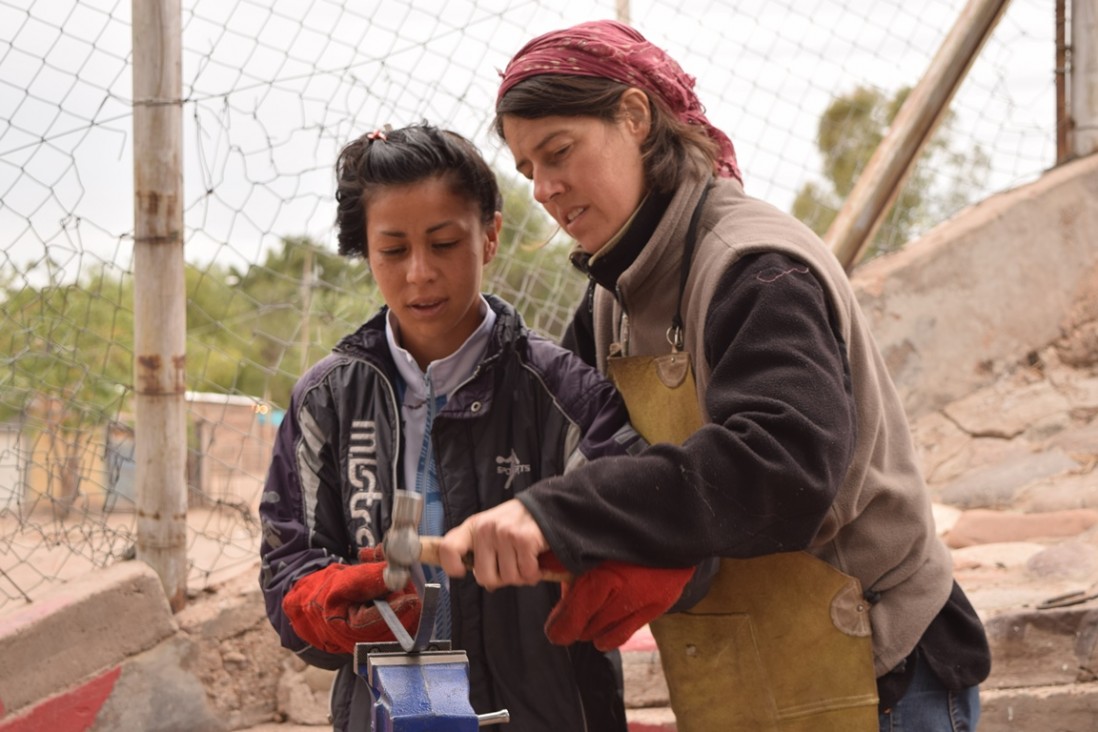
[382,489,570,590]
[382,489,424,591]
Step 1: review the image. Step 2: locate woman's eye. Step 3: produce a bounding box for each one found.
[552,145,570,160]
[378,247,406,257]
[433,240,458,250]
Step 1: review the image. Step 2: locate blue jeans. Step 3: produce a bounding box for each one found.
[878,652,981,731]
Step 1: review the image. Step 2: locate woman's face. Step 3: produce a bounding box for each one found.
[502,90,649,254]
[365,175,500,369]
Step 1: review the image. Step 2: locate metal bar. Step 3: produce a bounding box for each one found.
[372,597,418,652]
[616,0,630,25]
[477,709,512,726]
[827,0,1013,271]
[373,582,442,653]
[1072,0,1098,156]
[1057,0,1071,163]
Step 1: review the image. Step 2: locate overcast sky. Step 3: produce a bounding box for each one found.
[0,0,1057,281]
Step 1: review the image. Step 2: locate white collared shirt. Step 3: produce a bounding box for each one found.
[384,295,497,513]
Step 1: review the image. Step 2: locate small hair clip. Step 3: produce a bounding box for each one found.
[367,124,392,142]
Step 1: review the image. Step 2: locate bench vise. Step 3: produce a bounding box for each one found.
[355,491,508,730]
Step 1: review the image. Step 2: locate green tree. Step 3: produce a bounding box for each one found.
[1,260,133,425]
[187,236,375,408]
[792,86,990,259]
[0,259,133,516]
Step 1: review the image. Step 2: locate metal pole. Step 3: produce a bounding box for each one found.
[616,0,630,25]
[1057,0,1070,163]
[826,0,1012,271]
[132,0,188,611]
[1072,0,1098,156]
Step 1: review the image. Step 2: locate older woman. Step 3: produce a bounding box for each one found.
[440,20,989,732]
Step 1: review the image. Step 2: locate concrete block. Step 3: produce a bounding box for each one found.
[0,561,176,715]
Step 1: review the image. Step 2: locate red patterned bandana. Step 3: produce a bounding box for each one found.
[497,19,742,184]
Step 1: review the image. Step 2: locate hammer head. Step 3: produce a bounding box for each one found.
[383,489,423,591]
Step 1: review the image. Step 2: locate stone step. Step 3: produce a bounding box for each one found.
[980,682,1098,732]
[626,707,677,731]
[621,624,670,709]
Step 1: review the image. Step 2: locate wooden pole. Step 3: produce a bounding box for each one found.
[132,0,188,611]
[1072,0,1098,156]
[827,0,1012,272]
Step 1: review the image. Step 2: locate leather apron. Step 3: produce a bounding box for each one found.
[603,183,878,731]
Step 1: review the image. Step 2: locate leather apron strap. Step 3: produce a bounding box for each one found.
[604,183,878,732]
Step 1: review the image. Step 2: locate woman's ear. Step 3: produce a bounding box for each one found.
[619,87,652,141]
[483,211,502,265]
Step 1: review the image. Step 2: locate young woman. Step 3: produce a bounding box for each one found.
[439,21,991,732]
[258,123,663,731]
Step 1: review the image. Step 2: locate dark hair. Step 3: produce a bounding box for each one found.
[494,75,718,194]
[335,123,503,257]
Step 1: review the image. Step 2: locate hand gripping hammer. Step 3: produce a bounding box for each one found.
[382,489,570,588]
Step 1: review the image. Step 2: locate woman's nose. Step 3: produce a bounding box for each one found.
[533,172,563,205]
[406,247,437,282]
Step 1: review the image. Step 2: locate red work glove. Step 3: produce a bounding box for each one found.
[543,558,695,652]
[282,545,421,655]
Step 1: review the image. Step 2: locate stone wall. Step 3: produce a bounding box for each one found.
[853,154,1098,420]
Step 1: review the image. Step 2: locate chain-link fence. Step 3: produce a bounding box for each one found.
[0,0,1063,614]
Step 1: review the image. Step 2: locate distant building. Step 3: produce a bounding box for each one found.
[185,391,281,511]
[0,392,281,517]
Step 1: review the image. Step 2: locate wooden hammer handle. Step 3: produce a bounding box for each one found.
[417,535,572,583]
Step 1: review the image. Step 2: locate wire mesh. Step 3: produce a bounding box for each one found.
[0,0,1060,613]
